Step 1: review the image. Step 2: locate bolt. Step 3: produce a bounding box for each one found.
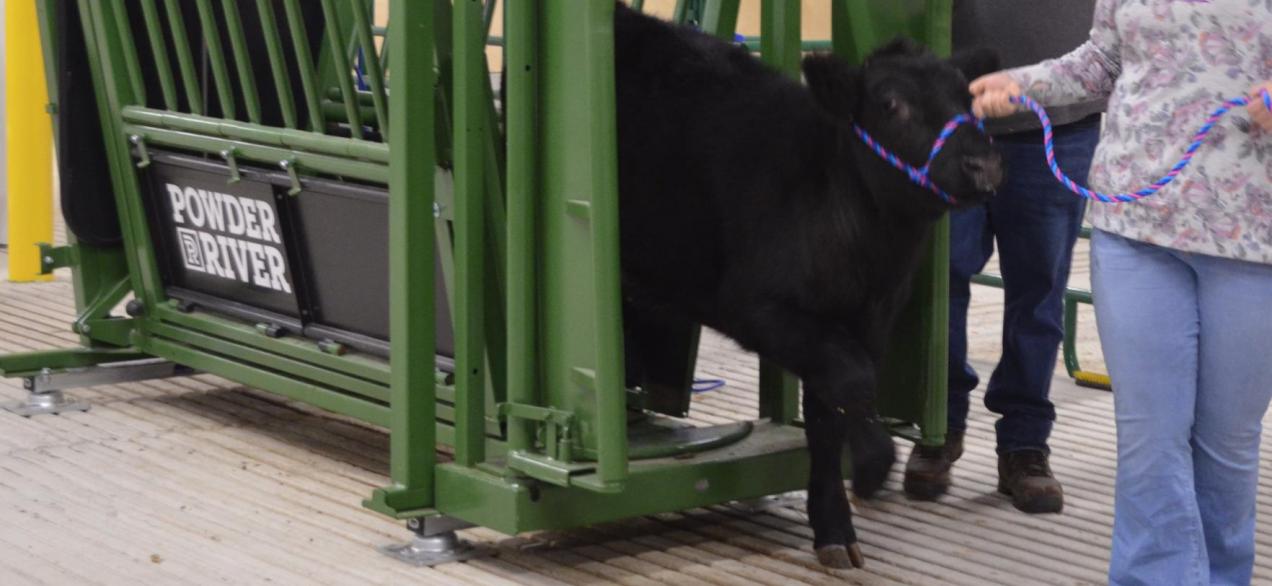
[279,160,291,170]
[129,134,141,145]
[433,202,443,218]
[221,150,232,159]
[44,256,54,265]
[81,324,92,334]
[407,518,421,531]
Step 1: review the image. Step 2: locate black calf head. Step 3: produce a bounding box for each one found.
[803,39,1004,215]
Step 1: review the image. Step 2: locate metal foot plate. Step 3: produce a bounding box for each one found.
[378,531,491,567]
[3,391,90,417]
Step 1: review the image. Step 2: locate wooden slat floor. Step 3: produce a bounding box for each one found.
[3,243,1271,586]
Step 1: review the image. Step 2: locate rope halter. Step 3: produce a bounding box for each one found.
[851,113,987,205]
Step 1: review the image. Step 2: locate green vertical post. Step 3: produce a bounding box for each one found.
[539,0,627,487]
[701,0,741,40]
[254,0,297,128]
[221,0,263,124]
[282,0,327,132]
[756,0,802,425]
[348,0,389,137]
[136,0,178,110]
[452,0,487,467]
[193,0,235,119]
[504,0,539,455]
[161,0,204,115]
[367,0,437,514]
[318,0,363,139]
[108,0,147,104]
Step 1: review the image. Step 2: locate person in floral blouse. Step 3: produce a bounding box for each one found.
[972,0,1272,583]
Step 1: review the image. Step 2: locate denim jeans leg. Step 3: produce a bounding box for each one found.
[1092,231,1208,586]
[947,204,993,434]
[983,121,1096,453]
[1189,253,1272,586]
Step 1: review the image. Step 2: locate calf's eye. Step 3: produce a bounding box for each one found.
[885,98,909,120]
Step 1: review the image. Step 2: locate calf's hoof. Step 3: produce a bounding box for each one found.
[815,543,865,569]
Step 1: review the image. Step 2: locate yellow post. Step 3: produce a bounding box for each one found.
[5,0,55,282]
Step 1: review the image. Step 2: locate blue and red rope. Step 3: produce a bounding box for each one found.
[853,88,1272,204]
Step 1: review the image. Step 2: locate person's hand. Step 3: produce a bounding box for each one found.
[969,72,1023,118]
[1249,81,1272,133]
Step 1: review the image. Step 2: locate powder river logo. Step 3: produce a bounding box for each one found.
[165,183,293,294]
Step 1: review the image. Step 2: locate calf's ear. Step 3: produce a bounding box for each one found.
[948,47,1001,83]
[802,54,861,122]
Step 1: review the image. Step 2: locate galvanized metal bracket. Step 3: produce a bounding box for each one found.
[379,516,490,567]
[130,134,151,168]
[221,148,242,184]
[280,158,302,195]
[3,358,194,417]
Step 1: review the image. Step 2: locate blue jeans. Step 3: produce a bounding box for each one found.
[1093,231,1272,586]
[948,117,1099,453]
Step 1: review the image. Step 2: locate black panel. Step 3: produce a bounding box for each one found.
[56,0,122,246]
[289,178,455,357]
[143,156,302,318]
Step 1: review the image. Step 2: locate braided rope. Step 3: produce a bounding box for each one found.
[852,89,1271,205]
[1010,90,1272,203]
[852,114,985,204]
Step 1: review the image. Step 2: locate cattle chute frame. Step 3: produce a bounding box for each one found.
[3,0,954,536]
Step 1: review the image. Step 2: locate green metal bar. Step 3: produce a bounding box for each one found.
[0,348,148,377]
[136,0,179,110]
[701,0,741,40]
[319,0,364,139]
[147,322,389,402]
[153,306,389,384]
[453,0,488,467]
[80,0,169,311]
[631,0,646,12]
[282,0,327,132]
[220,0,263,124]
[366,0,437,514]
[109,0,147,104]
[348,0,389,138]
[755,0,802,425]
[193,0,235,118]
[161,0,205,115]
[121,107,388,162]
[253,0,298,128]
[483,0,498,39]
[504,0,539,456]
[142,335,390,426]
[581,0,627,486]
[123,125,389,184]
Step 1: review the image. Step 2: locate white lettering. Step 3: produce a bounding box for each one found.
[184,187,206,227]
[242,200,261,240]
[264,246,292,293]
[225,196,246,236]
[256,200,282,244]
[247,242,271,288]
[198,232,225,278]
[167,184,187,224]
[202,190,227,232]
[218,236,250,283]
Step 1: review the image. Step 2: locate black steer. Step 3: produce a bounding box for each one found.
[612,5,1002,568]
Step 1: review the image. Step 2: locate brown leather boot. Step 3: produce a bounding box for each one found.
[998,450,1064,514]
[902,430,964,500]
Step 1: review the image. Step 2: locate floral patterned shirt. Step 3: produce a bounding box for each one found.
[1009,0,1272,264]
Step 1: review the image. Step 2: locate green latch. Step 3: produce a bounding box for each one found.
[497,402,576,462]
